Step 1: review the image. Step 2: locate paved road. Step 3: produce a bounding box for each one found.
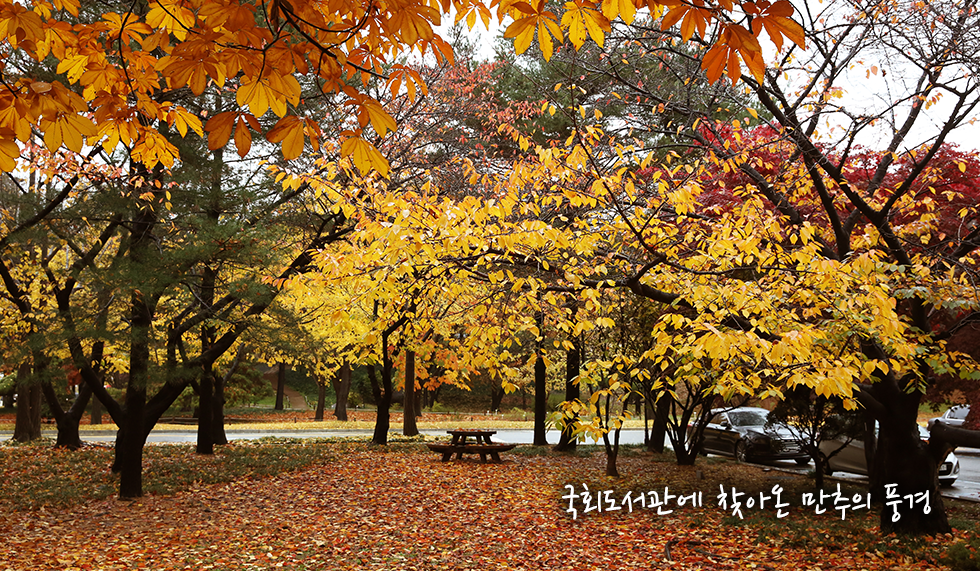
[0,427,645,444]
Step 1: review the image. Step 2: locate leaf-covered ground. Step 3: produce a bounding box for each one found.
[1,442,975,570]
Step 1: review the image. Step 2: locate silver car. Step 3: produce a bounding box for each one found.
[927,404,971,430]
[819,424,960,486]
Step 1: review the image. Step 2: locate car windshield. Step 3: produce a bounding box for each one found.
[729,410,768,427]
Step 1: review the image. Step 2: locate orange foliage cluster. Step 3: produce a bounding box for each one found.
[0,0,806,175]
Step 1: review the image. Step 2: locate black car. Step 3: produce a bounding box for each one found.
[698,407,809,464]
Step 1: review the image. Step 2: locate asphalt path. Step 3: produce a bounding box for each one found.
[6,427,978,503]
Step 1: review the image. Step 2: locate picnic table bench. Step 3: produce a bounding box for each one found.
[427,429,517,463]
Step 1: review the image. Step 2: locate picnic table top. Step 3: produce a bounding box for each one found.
[447,428,497,435]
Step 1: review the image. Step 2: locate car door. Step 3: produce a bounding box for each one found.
[703,412,744,456]
[700,412,728,454]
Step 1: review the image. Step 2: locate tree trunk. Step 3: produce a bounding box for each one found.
[334,361,350,421]
[42,377,92,450]
[115,378,147,498]
[814,456,826,491]
[555,335,580,452]
[211,372,227,445]
[275,362,286,410]
[13,362,42,443]
[403,350,418,436]
[369,364,391,445]
[602,429,621,477]
[867,382,950,534]
[489,384,504,413]
[90,393,103,425]
[533,311,548,446]
[648,394,671,453]
[315,381,326,421]
[372,313,407,445]
[865,414,881,499]
[196,370,214,454]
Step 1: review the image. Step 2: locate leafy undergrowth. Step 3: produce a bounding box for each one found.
[0,438,335,511]
[0,442,975,570]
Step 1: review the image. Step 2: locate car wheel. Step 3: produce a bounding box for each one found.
[795,458,810,466]
[735,440,749,463]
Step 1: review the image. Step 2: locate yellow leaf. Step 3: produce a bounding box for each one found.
[341,137,389,177]
[561,1,610,49]
[237,77,270,118]
[0,138,18,172]
[538,16,562,60]
[145,0,194,41]
[758,15,805,51]
[701,45,728,84]
[42,113,96,153]
[169,106,203,138]
[362,99,397,137]
[504,15,537,54]
[602,0,636,23]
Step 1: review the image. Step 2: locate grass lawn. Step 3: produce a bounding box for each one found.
[0,437,978,570]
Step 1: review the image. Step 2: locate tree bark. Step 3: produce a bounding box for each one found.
[489,383,504,413]
[602,429,621,477]
[196,370,214,454]
[647,393,671,454]
[334,361,350,421]
[13,361,41,443]
[211,372,227,445]
[878,421,949,534]
[403,350,419,436]
[42,378,92,450]
[555,334,580,451]
[371,311,407,445]
[275,362,286,410]
[115,167,160,499]
[315,381,326,421]
[533,311,548,446]
[863,381,951,534]
[369,364,391,445]
[90,391,102,425]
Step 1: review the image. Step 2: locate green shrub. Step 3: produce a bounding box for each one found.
[429,402,450,413]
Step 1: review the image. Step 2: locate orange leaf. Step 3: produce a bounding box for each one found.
[204,112,237,150]
[234,116,252,157]
[701,45,728,84]
[266,115,306,160]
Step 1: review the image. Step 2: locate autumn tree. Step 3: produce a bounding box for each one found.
[489,0,980,535]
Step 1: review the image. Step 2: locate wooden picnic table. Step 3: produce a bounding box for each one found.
[427,429,517,463]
